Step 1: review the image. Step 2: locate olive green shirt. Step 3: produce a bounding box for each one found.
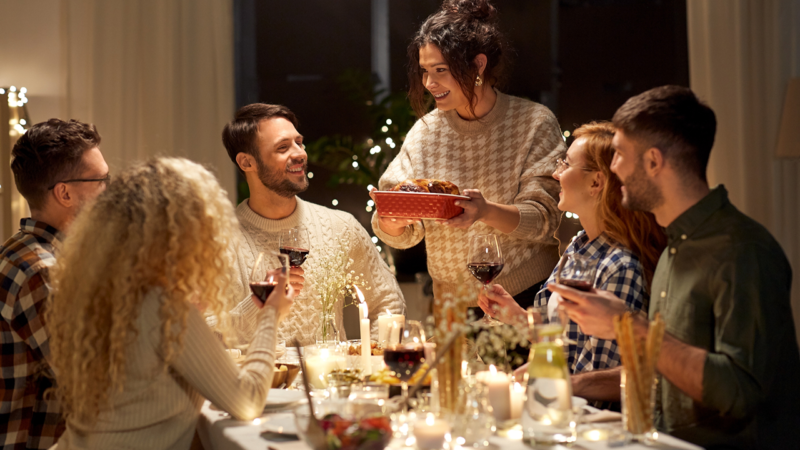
[649,186,800,449]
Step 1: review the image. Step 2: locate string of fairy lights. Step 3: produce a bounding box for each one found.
[2,86,31,137]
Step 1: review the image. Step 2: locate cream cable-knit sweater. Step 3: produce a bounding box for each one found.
[58,290,279,450]
[372,91,564,300]
[231,198,405,346]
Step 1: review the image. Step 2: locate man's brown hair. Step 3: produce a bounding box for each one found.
[222,104,298,174]
[612,85,716,182]
[11,119,102,210]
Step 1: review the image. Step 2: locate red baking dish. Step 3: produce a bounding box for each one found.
[372,191,469,220]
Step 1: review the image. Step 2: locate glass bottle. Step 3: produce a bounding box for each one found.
[521,324,576,446]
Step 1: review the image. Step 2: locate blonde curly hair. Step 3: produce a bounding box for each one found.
[47,157,239,424]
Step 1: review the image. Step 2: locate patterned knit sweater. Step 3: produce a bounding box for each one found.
[231,198,405,346]
[372,91,565,299]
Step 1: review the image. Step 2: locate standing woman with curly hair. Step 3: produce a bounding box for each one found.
[47,158,294,449]
[372,0,565,311]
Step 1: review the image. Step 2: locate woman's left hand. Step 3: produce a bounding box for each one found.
[439,189,488,229]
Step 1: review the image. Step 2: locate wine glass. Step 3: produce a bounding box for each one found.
[551,253,597,344]
[279,227,311,267]
[467,234,504,325]
[383,320,426,411]
[249,252,289,305]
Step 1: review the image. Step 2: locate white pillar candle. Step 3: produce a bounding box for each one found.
[510,382,525,419]
[476,365,512,422]
[305,348,346,389]
[389,320,401,345]
[377,310,405,346]
[414,413,451,450]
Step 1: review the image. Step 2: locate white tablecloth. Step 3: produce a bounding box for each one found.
[197,400,702,450]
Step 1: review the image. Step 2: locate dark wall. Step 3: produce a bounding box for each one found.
[239,0,689,275]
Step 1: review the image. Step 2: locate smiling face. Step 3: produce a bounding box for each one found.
[253,117,308,198]
[610,130,663,212]
[552,137,598,215]
[418,43,471,113]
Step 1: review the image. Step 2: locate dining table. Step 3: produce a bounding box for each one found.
[196,398,703,450]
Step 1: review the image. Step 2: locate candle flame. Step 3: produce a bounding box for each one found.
[426,413,435,426]
[321,348,329,358]
[385,308,392,316]
[489,364,497,375]
[354,285,366,305]
[355,286,368,319]
[461,361,467,377]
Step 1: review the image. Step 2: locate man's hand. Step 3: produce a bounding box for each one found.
[477,284,527,326]
[439,189,488,229]
[548,283,629,340]
[370,188,420,236]
[288,266,305,295]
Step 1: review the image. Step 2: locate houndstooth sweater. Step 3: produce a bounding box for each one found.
[372,91,564,300]
[231,198,405,346]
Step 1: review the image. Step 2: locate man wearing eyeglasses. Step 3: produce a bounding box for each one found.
[0,119,108,450]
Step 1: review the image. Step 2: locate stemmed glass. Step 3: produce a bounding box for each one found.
[551,253,597,344]
[383,320,426,411]
[279,227,311,268]
[249,252,289,305]
[467,234,505,325]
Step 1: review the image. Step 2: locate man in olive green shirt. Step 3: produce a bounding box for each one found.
[551,86,800,449]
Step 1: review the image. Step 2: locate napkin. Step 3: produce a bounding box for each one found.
[582,410,623,423]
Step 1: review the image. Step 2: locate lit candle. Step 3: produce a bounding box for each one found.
[355,286,372,375]
[390,321,401,345]
[377,310,405,346]
[476,365,512,422]
[304,347,346,389]
[414,413,451,450]
[510,382,525,419]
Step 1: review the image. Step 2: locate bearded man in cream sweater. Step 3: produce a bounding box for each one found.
[222,103,405,346]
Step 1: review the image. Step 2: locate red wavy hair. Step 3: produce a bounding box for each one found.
[574,121,667,289]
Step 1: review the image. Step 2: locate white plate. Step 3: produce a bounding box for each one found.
[260,412,298,435]
[264,389,306,410]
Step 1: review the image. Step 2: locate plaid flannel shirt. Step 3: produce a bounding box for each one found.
[534,231,647,374]
[0,219,65,450]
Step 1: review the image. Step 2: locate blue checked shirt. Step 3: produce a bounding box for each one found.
[534,231,647,375]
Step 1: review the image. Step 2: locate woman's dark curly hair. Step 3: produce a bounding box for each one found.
[407,0,510,119]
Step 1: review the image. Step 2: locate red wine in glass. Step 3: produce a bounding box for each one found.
[383,345,425,382]
[249,281,278,304]
[560,279,593,292]
[468,262,505,285]
[279,246,309,267]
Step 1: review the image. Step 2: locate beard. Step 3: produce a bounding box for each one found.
[620,158,664,212]
[255,155,309,198]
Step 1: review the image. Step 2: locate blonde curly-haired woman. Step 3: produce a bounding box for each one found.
[46,158,294,449]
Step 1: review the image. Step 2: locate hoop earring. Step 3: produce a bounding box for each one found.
[475,75,483,87]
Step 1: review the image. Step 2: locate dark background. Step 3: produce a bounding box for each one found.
[234,0,689,279]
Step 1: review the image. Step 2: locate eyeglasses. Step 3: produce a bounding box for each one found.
[555,158,594,175]
[47,174,111,190]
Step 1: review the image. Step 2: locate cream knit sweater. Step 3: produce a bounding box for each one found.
[58,290,279,450]
[231,198,405,346]
[372,92,564,299]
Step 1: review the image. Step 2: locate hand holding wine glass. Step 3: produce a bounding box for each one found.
[550,253,597,343]
[383,320,426,411]
[467,234,504,325]
[249,252,294,320]
[279,227,311,267]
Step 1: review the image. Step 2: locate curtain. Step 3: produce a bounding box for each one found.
[687,0,800,342]
[61,0,236,202]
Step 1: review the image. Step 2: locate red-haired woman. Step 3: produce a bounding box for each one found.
[479,122,667,403]
[371,0,565,309]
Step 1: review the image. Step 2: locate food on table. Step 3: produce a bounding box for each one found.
[317,413,392,450]
[368,363,432,386]
[347,341,383,356]
[390,179,460,195]
[327,368,363,385]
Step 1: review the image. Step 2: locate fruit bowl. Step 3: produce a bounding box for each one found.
[372,191,469,220]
